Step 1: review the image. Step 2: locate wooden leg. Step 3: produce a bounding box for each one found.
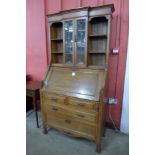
[43,126,48,134]
[96,143,101,153]
[34,107,39,128]
[33,95,39,128]
[40,92,48,134]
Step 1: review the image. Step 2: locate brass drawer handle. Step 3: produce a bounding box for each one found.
[51,107,58,111]
[77,114,85,118]
[65,119,71,124]
[77,103,85,107]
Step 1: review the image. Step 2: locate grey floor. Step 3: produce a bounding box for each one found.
[26,111,129,155]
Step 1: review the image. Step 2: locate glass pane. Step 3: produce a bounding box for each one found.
[64,21,73,64]
[77,46,85,64]
[76,19,86,65]
[65,54,72,64]
[77,19,85,30]
[77,31,85,43]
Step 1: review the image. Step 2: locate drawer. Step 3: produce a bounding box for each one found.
[43,93,65,104]
[45,103,97,124]
[43,93,98,112]
[46,111,96,140]
[66,98,98,111]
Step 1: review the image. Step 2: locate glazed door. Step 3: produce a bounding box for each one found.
[75,18,87,67]
[64,20,74,65]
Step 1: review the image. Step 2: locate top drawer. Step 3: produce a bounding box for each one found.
[43,93,65,104]
[66,98,98,111]
[43,93,98,111]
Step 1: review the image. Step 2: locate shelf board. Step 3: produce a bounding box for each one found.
[89,34,107,38]
[88,51,106,54]
[51,51,63,54]
[51,63,64,67]
[51,38,63,41]
[88,65,106,69]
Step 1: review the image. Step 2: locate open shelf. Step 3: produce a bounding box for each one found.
[88,53,106,67]
[50,22,63,65]
[51,53,63,64]
[88,38,107,53]
[50,22,63,39]
[89,16,108,35]
[51,41,63,52]
[88,16,108,68]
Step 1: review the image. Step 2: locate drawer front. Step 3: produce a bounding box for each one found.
[45,103,97,124]
[43,93,98,112]
[66,98,98,111]
[46,110,96,140]
[43,93,65,104]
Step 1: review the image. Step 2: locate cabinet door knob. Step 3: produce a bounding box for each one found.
[77,114,85,118]
[65,119,71,124]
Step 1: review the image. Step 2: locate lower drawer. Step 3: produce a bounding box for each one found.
[45,102,97,124]
[46,111,96,140]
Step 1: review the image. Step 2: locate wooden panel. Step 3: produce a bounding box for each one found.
[62,8,88,19]
[89,5,114,16]
[44,67,106,100]
[49,69,98,96]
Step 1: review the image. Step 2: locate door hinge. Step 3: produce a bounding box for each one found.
[103,98,118,105]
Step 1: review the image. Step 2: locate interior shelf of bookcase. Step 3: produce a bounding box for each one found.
[89,34,107,38]
[50,22,63,65]
[51,53,63,64]
[88,51,106,54]
[88,53,106,66]
[88,38,107,53]
[88,16,108,67]
[50,22,63,39]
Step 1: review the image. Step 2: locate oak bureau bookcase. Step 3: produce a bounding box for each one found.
[40,4,114,153]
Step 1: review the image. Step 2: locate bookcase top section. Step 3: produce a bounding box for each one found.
[47,4,114,22]
[42,67,107,101]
